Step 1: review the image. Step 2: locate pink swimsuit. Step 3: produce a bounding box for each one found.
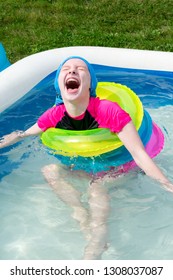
[37,97,131,133]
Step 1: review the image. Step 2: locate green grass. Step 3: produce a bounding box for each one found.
[1,0,173,63]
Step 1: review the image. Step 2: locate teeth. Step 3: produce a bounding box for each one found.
[67,78,78,82]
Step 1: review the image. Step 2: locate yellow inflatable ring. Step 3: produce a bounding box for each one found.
[41,82,143,157]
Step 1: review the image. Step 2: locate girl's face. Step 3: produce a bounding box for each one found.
[58,58,91,104]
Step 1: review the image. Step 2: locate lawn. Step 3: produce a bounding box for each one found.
[0,0,173,63]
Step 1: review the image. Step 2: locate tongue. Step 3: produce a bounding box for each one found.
[67,88,78,94]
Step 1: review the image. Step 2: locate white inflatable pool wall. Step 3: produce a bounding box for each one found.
[0,46,173,113]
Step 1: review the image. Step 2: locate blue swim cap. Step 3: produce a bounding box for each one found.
[54,56,98,105]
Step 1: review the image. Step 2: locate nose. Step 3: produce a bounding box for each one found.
[68,67,76,74]
[69,70,76,74]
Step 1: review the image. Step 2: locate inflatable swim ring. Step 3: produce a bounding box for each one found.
[41,82,144,157]
[41,82,164,172]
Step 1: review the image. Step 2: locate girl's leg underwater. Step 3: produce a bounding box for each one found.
[42,164,90,238]
[83,180,110,260]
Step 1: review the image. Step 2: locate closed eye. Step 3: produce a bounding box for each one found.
[78,66,87,71]
[61,66,70,71]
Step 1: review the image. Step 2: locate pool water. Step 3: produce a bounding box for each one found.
[0,65,173,260]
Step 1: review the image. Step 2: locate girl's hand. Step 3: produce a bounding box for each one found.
[0,131,23,149]
[162,182,173,193]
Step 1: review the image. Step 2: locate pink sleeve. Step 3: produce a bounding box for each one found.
[96,99,131,133]
[37,106,65,131]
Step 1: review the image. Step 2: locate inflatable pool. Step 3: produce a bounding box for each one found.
[1,47,173,261]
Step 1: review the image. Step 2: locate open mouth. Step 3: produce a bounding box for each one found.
[65,78,80,90]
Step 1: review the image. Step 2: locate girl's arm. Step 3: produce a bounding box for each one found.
[117,121,173,192]
[0,123,43,149]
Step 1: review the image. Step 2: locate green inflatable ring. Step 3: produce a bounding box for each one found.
[41,82,143,157]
